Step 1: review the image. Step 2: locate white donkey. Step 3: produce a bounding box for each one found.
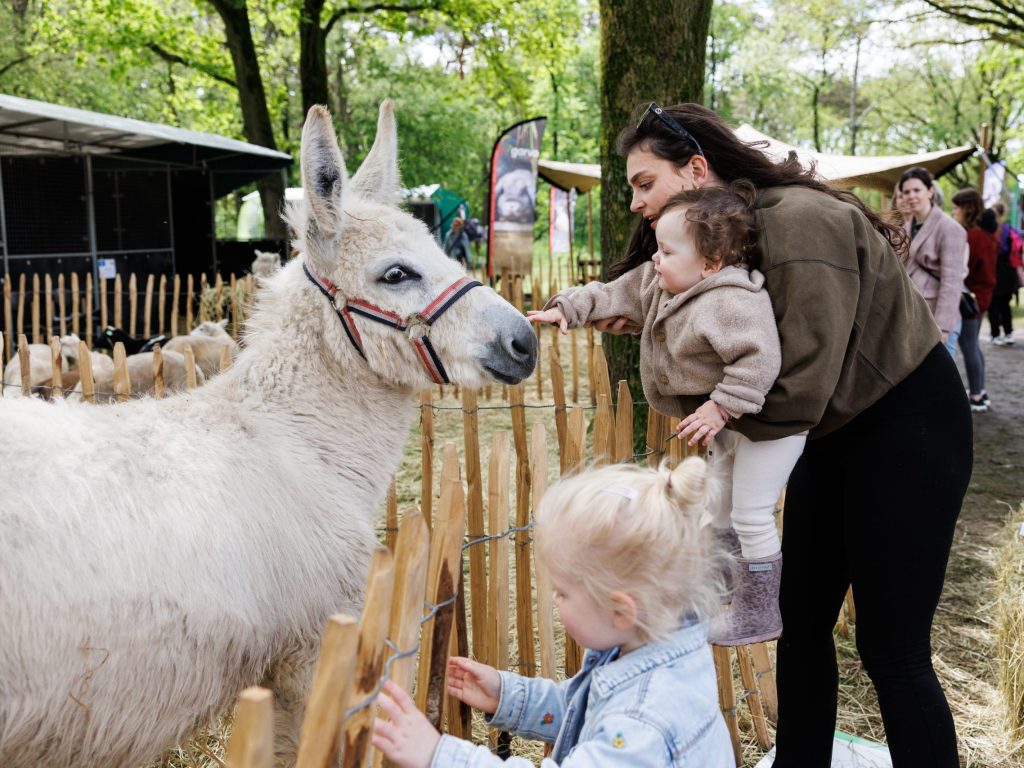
[0,102,536,768]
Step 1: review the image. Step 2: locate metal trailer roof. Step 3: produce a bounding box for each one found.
[0,94,291,190]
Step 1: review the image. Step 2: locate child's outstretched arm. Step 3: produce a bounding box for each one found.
[538,263,649,333]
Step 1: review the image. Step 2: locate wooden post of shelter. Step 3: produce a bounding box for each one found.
[420,389,434,530]
[978,122,991,194]
[78,340,95,403]
[49,336,63,399]
[224,687,274,768]
[340,548,395,768]
[415,443,466,728]
[461,387,488,661]
[294,615,360,768]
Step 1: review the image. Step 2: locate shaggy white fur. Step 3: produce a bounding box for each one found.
[0,102,536,768]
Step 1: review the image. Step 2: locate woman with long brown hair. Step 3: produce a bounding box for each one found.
[592,102,971,767]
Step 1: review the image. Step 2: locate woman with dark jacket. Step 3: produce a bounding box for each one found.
[951,189,997,411]
[591,102,971,768]
[899,167,968,357]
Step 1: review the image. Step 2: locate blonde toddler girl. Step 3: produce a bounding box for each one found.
[372,458,733,767]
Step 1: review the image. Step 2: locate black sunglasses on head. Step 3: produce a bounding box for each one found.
[637,101,704,157]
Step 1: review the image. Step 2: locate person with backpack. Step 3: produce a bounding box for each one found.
[988,201,1023,346]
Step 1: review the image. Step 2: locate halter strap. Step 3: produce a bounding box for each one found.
[303,261,482,384]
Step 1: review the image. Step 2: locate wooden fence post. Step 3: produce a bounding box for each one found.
[415,444,466,728]
[143,274,154,339]
[614,380,633,463]
[57,274,67,338]
[294,615,359,768]
[50,336,63,399]
[548,346,568,458]
[593,392,613,466]
[3,277,11,362]
[585,326,595,406]
[341,548,395,768]
[113,342,130,403]
[70,273,80,338]
[17,334,30,396]
[420,390,434,530]
[186,274,194,332]
[78,340,95,403]
[534,323,543,399]
[128,273,137,336]
[84,273,93,349]
[713,646,742,766]
[486,431,511,751]
[570,327,579,404]
[44,273,53,342]
[152,344,164,399]
[158,274,167,337]
[31,274,40,343]
[461,387,487,661]
[183,344,198,389]
[531,424,555,681]
[172,274,181,337]
[113,274,123,331]
[509,385,536,681]
[224,687,274,768]
[562,406,586,676]
[16,274,25,342]
[385,479,398,552]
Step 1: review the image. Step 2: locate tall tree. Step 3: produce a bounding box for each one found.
[599,0,712,421]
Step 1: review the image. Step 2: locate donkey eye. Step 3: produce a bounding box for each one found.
[380,266,418,284]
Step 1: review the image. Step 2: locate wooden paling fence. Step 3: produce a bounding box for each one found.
[1,270,256,362]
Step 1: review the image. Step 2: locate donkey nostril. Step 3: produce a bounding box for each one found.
[511,336,531,356]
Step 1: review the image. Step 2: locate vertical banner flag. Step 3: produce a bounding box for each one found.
[983,160,1007,209]
[488,117,547,277]
[549,186,576,255]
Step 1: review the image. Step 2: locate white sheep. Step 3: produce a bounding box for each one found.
[0,101,536,768]
[2,335,111,399]
[162,319,238,379]
[252,249,282,278]
[76,349,206,403]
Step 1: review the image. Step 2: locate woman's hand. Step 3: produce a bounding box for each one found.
[446,656,501,714]
[592,316,642,334]
[527,308,568,334]
[676,401,731,446]
[371,680,441,768]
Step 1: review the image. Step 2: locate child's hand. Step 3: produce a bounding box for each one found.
[526,308,568,334]
[371,680,440,768]
[446,656,501,714]
[676,401,731,446]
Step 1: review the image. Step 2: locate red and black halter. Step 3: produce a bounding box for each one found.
[303,261,482,385]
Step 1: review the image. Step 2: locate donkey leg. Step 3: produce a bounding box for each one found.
[263,641,319,765]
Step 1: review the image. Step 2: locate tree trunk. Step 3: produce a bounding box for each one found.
[299,0,330,117]
[207,0,287,240]
[599,0,712,436]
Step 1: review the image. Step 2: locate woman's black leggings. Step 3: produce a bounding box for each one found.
[772,344,972,768]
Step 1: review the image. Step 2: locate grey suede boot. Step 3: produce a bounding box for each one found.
[713,527,741,601]
[708,552,783,646]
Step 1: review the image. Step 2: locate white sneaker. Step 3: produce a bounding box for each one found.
[1006,334,1016,346]
[993,335,1007,346]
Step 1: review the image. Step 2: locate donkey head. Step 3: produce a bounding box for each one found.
[292,102,536,389]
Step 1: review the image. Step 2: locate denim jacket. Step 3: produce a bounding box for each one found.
[430,620,733,767]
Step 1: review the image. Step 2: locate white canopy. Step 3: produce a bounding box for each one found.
[734,125,976,192]
[538,127,976,194]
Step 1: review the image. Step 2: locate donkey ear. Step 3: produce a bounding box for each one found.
[350,100,401,205]
[301,105,347,236]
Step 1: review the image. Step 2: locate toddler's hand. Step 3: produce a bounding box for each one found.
[371,680,440,768]
[446,656,502,714]
[676,401,731,446]
[526,308,568,334]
